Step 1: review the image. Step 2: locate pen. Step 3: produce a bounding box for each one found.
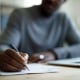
[10,44,30,71]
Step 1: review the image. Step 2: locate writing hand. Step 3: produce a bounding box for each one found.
[0,49,28,72]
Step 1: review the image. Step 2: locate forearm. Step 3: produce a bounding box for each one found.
[50,44,80,60]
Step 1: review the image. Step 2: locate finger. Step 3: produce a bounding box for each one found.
[20,52,29,64]
[2,53,25,70]
[29,55,40,63]
[0,62,21,72]
[5,49,25,65]
[20,52,26,57]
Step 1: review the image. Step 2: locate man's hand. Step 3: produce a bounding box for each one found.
[28,51,56,63]
[0,49,28,72]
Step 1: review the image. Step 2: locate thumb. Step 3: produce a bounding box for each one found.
[20,52,29,64]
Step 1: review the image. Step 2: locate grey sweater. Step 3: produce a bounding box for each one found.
[0,6,80,59]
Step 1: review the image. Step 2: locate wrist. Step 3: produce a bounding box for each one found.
[48,49,58,60]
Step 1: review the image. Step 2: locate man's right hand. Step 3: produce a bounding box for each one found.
[0,49,28,72]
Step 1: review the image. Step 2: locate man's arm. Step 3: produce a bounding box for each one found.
[53,15,80,59]
[28,14,80,63]
[0,9,21,52]
[0,10,29,72]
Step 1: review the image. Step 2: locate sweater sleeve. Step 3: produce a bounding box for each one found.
[0,9,21,52]
[52,14,80,59]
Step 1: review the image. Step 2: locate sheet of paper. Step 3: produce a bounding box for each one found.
[0,63,59,76]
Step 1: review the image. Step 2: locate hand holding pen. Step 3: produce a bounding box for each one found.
[0,49,29,72]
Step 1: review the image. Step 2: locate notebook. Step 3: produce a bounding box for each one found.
[48,57,80,68]
[0,63,59,76]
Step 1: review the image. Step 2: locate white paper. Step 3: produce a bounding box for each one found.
[0,63,59,76]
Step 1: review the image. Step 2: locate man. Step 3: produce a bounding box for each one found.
[0,0,80,72]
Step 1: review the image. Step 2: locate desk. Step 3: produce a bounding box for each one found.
[0,66,80,80]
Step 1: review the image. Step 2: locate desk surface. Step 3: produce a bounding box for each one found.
[0,66,80,80]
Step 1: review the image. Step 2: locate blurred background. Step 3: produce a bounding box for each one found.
[0,0,80,34]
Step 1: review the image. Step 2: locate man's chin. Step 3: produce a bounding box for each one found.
[41,9,53,17]
[45,12,53,17]
[40,6,58,17]
[43,9,57,17]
